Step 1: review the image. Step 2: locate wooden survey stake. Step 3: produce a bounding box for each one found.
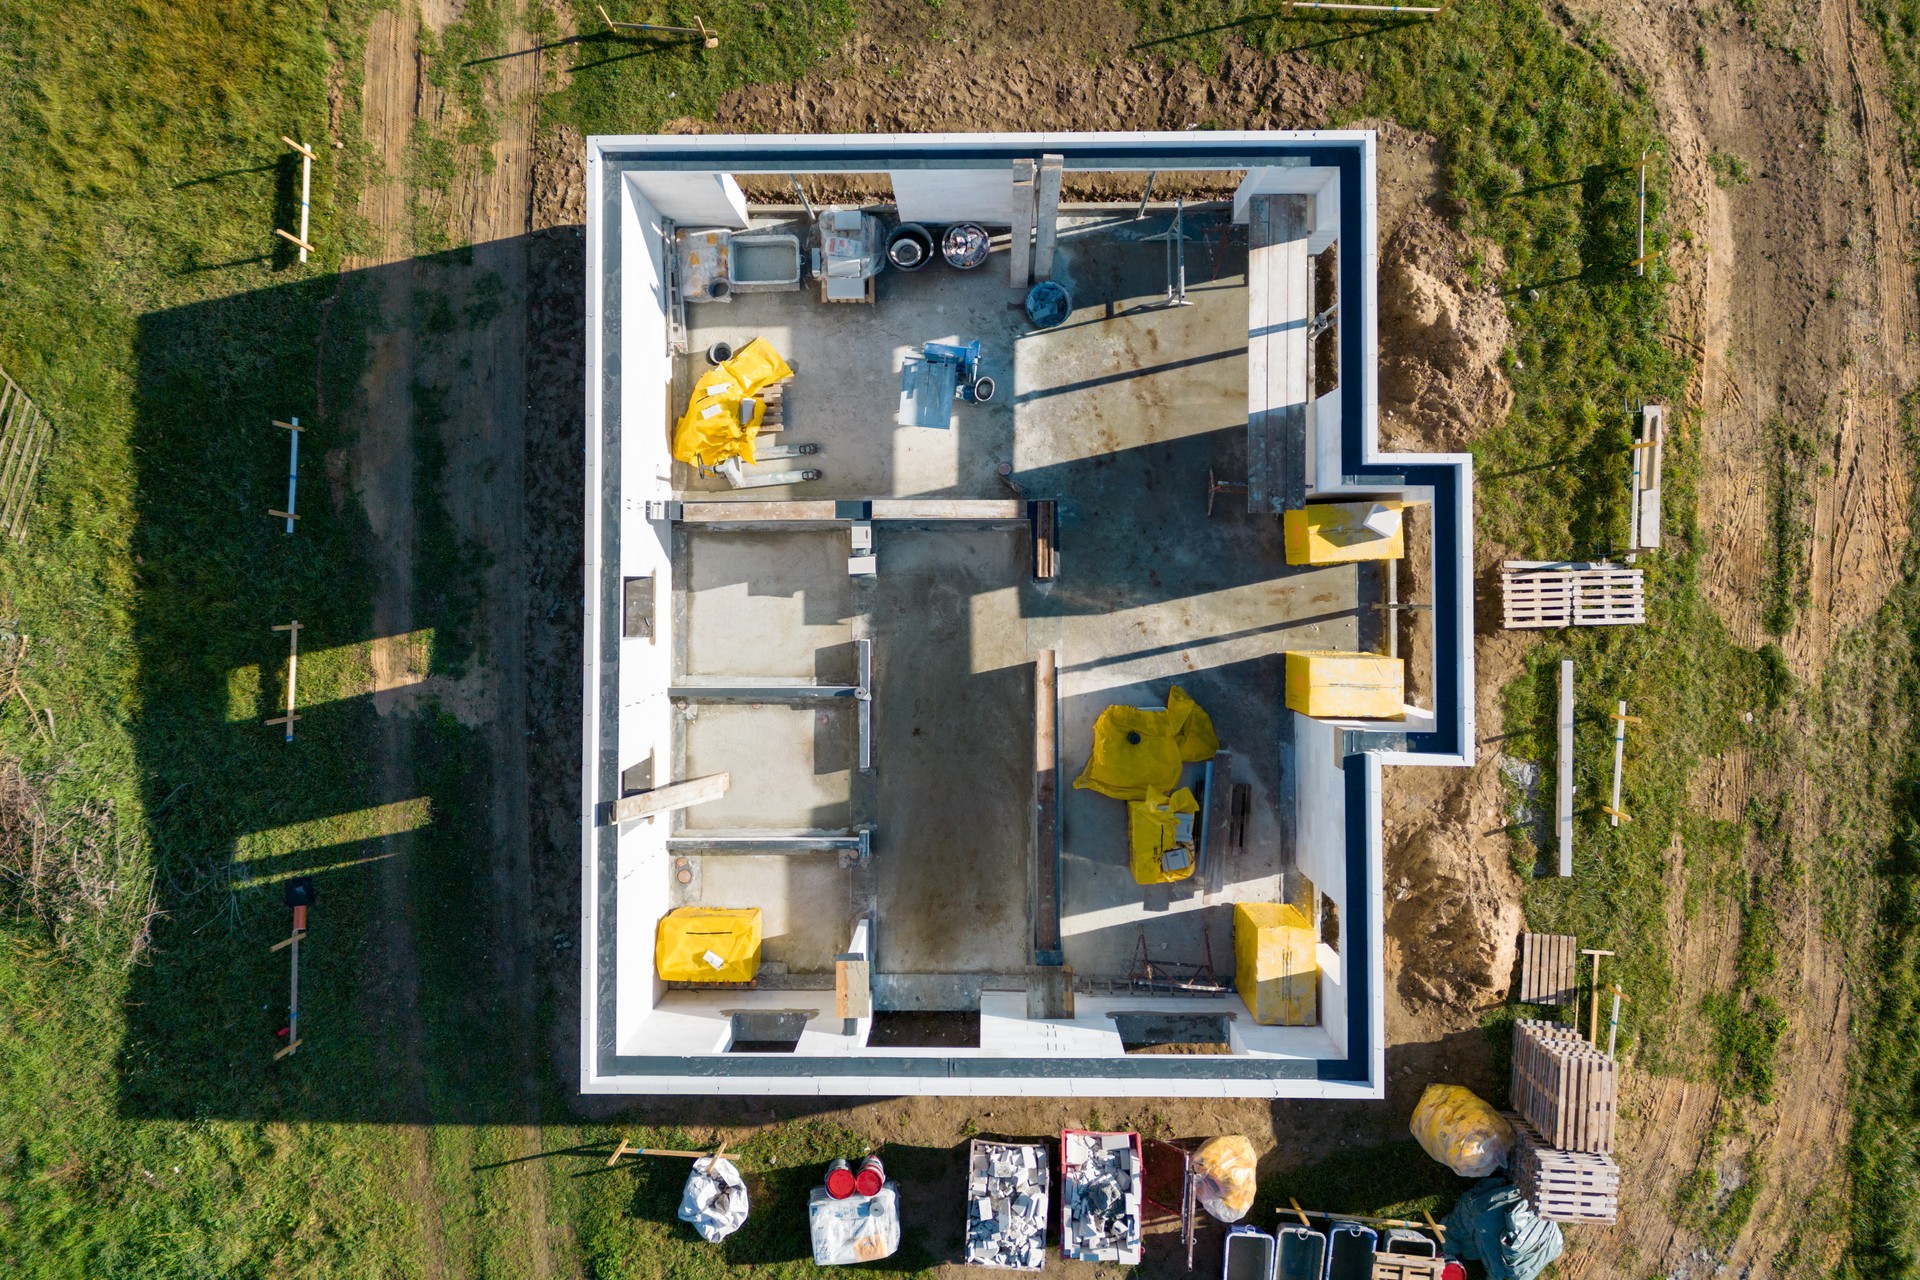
[268,621,301,742]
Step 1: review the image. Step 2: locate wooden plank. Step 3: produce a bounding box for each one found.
[1031,499,1058,580]
[835,957,872,1019]
[868,499,1026,522]
[1032,154,1064,280]
[1558,660,1574,876]
[606,772,731,825]
[677,500,843,523]
[1009,158,1036,288]
[1246,194,1311,514]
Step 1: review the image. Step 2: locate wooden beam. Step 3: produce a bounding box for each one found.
[274,227,316,254]
[273,1038,302,1061]
[868,499,1026,522]
[280,134,315,159]
[835,956,871,1020]
[606,772,731,825]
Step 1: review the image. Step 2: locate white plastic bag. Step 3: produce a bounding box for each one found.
[808,1183,901,1264]
[678,1156,749,1243]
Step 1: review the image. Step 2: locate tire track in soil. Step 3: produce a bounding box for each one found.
[344,1,553,1275]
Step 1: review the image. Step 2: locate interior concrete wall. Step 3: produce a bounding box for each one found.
[626,169,749,229]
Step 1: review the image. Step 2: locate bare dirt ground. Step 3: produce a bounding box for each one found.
[353,0,1919,1273]
[343,1,556,1274]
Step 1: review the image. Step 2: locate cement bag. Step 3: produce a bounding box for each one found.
[671,336,793,467]
[1074,686,1219,800]
[1411,1084,1513,1178]
[1127,788,1200,885]
[1191,1135,1258,1223]
[1441,1177,1563,1280]
[678,1156,749,1243]
[655,907,762,984]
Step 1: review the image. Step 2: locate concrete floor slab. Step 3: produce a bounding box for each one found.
[682,218,1022,501]
[867,528,1033,976]
[667,211,1377,988]
[678,702,853,832]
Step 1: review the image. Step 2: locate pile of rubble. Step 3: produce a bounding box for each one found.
[1060,1131,1142,1265]
[964,1141,1049,1269]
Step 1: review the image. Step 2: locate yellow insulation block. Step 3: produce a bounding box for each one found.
[1282,500,1409,565]
[1284,650,1405,720]
[655,907,762,983]
[1234,902,1318,1025]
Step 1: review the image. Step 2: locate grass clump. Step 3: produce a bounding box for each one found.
[1709,149,1752,187]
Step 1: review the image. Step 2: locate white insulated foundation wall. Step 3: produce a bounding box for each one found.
[579,132,1475,1098]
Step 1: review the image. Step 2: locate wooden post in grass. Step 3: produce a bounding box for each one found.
[271,418,300,533]
[595,4,719,46]
[271,877,315,1060]
[279,136,314,263]
[1557,659,1574,875]
[1606,702,1640,827]
[1635,150,1648,278]
[1581,948,1615,1044]
[1606,985,1628,1057]
[268,621,301,742]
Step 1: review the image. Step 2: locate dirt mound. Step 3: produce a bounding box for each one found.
[1387,823,1522,1012]
[1377,209,1513,454]
[700,40,1356,138]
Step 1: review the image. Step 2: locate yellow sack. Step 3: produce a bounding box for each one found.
[1074,685,1220,800]
[670,337,794,469]
[655,907,762,984]
[1191,1135,1258,1223]
[1409,1083,1513,1178]
[1128,788,1200,884]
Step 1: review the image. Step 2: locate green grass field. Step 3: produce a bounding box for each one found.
[2,0,1918,1275]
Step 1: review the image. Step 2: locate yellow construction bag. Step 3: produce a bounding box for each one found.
[1410,1083,1513,1178]
[1190,1135,1258,1223]
[1128,788,1200,884]
[655,907,762,984]
[670,337,794,469]
[1074,686,1220,800]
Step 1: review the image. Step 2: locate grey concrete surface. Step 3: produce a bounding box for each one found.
[665,212,1369,999]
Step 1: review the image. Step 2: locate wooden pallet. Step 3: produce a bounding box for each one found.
[0,367,52,541]
[1501,562,1645,629]
[1511,1020,1617,1154]
[1371,1256,1446,1280]
[1508,1112,1620,1224]
[1518,933,1579,1006]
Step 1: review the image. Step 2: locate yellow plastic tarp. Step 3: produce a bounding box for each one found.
[1282,500,1410,565]
[655,906,762,984]
[1127,787,1200,884]
[1074,686,1220,800]
[1283,650,1405,720]
[1233,901,1317,1025]
[670,337,794,469]
[1410,1083,1514,1178]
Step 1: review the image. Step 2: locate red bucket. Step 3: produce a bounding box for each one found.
[853,1155,885,1197]
[824,1158,856,1199]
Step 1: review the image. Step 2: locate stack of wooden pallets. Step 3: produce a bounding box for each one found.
[1507,1112,1619,1225]
[1501,562,1646,629]
[1511,1020,1617,1153]
[1518,933,1579,1007]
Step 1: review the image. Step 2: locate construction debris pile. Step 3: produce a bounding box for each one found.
[1060,1131,1142,1265]
[963,1141,1049,1269]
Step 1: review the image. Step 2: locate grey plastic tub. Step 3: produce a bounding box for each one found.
[728,233,803,292]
